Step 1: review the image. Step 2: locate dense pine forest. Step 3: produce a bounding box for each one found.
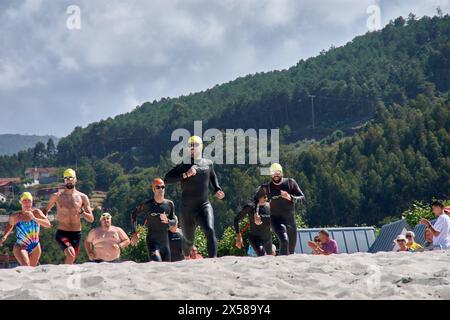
[0,14,449,239]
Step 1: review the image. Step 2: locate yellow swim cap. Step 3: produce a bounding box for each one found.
[63,168,77,179]
[188,136,203,145]
[20,192,33,204]
[270,163,283,175]
[100,212,112,221]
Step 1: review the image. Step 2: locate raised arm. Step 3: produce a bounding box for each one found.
[33,209,51,228]
[164,164,185,184]
[43,193,58,216]
[81,194,95,223]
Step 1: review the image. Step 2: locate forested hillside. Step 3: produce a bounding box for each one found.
[0,15,448,236]
[53,14,449,170]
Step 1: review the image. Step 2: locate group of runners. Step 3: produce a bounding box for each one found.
[0,136,306,266]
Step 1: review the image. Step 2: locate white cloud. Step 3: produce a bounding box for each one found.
[0,0,448,136]
[59,56,80,71]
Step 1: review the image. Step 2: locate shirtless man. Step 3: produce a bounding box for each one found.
[43,168,94,264]
[84,213,130,263]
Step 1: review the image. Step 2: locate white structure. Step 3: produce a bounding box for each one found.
[23,180,39,188]
[24,167,58,181]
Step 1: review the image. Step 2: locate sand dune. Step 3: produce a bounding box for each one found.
[0,251,449,300]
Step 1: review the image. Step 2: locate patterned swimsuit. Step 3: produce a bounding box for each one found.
[16,217,40,254]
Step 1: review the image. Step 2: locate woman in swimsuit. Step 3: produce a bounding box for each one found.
[0,192,51,266]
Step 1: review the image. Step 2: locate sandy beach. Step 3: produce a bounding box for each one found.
[0,251,449,300]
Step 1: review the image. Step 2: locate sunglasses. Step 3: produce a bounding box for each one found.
[397,239,406,242]
[405,235,412,238]
[155,185,165,190]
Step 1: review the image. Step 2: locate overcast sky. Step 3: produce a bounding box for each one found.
[0,0,448,137]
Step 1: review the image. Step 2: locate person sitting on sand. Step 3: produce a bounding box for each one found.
[84,213,130,263]
[0,192,51,267]
[190,246,203,259]
[405,231,423,252]
[395,235,411,252]
[420,200,450,250]
[308,229,338,255]
[308,235,322,255]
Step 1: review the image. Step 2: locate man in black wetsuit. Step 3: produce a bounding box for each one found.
[234,194,273,256]
[130,178,177,262]
[164,135,225,258]
[168,222,184,262]
[254,163,305,255]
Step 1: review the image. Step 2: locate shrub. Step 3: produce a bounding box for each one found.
[217,226,248,257]
[121,225,148,263]
[401,200,450,227]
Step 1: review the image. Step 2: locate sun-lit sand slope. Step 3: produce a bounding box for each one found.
[0,251,449,300]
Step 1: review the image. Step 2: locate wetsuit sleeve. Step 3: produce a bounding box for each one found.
[209,162,222,193]
[168,201,177,227]
[289,179,305,203]
[164,164,185,184]
[130,202,146,233]
[234,205,252,234]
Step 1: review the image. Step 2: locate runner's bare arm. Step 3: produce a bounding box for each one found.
[43,193,58,216]
[84,230,95,260]
[117,227,131,249]
[81,194,95,223]
[0,214,17,245]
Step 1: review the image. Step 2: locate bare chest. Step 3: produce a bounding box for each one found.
[93,230,120,245]
[57,193,83,212]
